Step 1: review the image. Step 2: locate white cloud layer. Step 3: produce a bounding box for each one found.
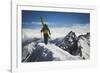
[22,24,90,40]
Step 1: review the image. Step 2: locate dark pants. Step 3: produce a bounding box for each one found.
[43,34,49,45]
[79,47,82,57]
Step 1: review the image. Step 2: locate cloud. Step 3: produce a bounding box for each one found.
[22,24,90,40]
[31,22,41,25]
[70,24,89,29]
[23,22,40,25]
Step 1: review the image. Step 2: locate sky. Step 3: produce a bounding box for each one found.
[22,10,90,29]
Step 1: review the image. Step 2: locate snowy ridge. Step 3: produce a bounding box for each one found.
[38,43,81,60]
[78,36,90,59]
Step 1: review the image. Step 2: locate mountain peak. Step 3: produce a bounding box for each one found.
[67,31,76,38]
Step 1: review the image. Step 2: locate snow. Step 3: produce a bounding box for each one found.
[22,42,36,61]
[38,43,81,60]
[23,42,36,54]
[78,37,90,59]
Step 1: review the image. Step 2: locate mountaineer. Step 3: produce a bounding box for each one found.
[40,17,51,45]
[41,24,51,45]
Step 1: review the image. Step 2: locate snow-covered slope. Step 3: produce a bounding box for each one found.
[38,43,81,61]
[22,42,36,61]
[78,33,90,59]
[53,31,90,59]
[55,31,79,55]
[22,42,82,62]
[22,30,90,62]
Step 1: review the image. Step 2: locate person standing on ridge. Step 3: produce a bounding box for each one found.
[41,24,51,45]
[40,17,51,45]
